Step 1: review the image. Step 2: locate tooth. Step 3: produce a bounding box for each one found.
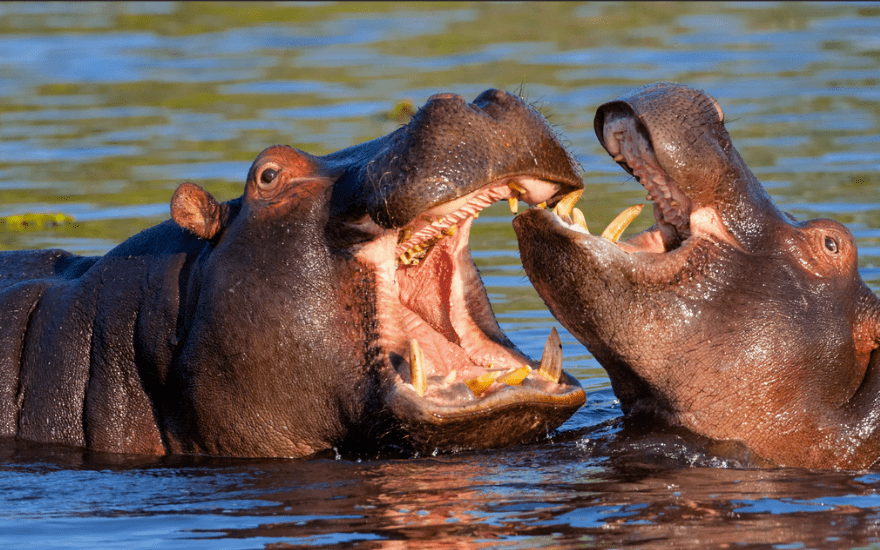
[508,197,519,214]
[507,181,527,194]
[464,371,501,395]
[537,202,547,209]
[442,225,457,237]
[553,190,584,218]
[443,370,457,384]
[499,365,531,386]
[537,327,563,383]
[571,208,589,233]
[613,154,625,163]
[410,339,427,397]
[600,204,644,242]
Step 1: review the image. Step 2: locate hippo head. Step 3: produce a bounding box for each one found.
[513,83,880,468]
[167,90,585,457]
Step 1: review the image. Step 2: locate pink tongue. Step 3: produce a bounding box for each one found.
[401,307,482,379]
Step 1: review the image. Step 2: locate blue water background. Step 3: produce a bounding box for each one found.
[1,2,879,548]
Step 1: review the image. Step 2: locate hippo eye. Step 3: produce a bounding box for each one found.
[260,168,279,185]
[824,236,838,254]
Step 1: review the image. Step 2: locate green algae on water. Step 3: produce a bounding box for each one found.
[0,213,75,231]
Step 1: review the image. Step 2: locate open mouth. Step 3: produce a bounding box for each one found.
[600,111,691,250]
[394,178,569,397]
[530,110,737,256]
[356,175,585,445]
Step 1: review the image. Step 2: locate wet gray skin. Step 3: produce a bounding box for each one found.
[514,82,880,469]
[0,89,585,458]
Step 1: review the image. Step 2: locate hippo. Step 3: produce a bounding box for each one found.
[513,82,880,469]
[0,89,586,458]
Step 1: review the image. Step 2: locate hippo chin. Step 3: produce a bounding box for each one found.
[0,89,585,458]
[514,82,880,469]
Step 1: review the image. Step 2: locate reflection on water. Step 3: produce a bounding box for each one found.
[5,432,880,549]
[0,2,879,548]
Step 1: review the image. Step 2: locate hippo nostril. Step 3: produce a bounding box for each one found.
[473,89,509,106]
[427,92,463,102]
[471,89,515,118]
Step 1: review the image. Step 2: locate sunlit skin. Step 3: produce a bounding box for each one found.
[515,83,880,469]
[0,90,585,458]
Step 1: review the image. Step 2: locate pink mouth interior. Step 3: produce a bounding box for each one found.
[397,215,534,385]
[595,114,739,254]
[361,178,570,402]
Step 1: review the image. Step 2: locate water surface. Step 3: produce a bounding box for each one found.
[1,2,879,548]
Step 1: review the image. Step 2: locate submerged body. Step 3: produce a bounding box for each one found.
[0,89,585,458]
[514,83,880,469]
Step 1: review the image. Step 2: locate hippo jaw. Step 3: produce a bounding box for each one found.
[160,89,586,458]
[356,176,586,453]
[514,83,880,468]
[318,89,588,453]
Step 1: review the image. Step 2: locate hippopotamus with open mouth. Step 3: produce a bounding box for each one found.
[514,82,880,469]
[0,89,585,458]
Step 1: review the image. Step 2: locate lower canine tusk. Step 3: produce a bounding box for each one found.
[600,204,644,242]
[571,207,589,233]
[410,339,427,397]
[552,189,584,219]
[537,327,563,383]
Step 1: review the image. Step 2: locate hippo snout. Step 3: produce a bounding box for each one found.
[515,82,880,469]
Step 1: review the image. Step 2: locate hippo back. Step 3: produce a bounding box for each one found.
[0,221,209,453]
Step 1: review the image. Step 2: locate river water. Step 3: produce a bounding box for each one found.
[0,2,879,548]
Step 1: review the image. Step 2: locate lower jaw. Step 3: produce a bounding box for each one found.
[379,247,587,454]
[383,368,585,454]
[529,191,724,257]
[357,183,590,449]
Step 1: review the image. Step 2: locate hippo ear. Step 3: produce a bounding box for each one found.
[171,182,224,241]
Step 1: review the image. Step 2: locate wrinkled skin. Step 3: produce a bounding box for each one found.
[514,82,880,469]
[0,89,585,458]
